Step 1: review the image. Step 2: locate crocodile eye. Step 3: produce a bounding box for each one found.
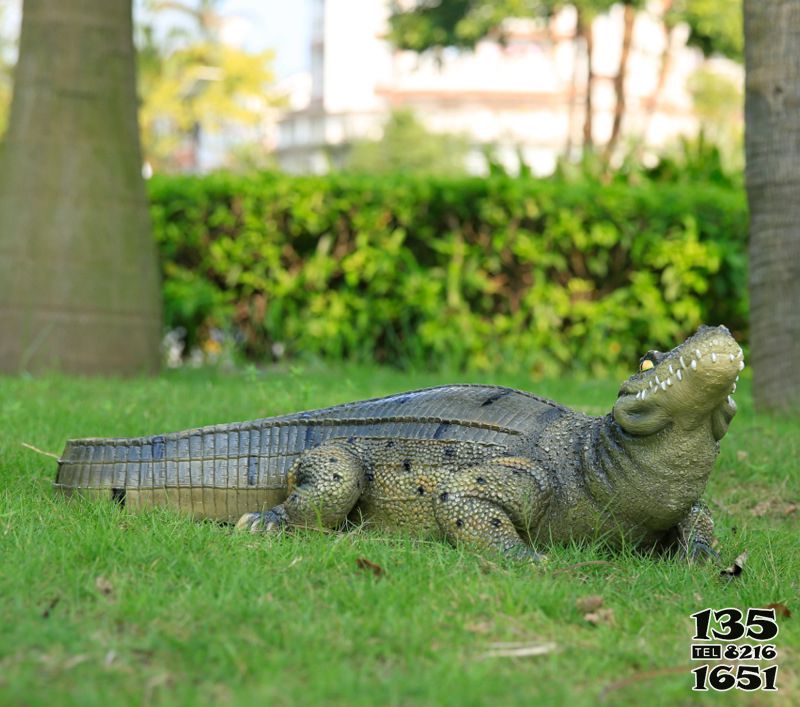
[639,350,662,372]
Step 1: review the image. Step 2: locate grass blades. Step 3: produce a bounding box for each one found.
[1,365,798,706]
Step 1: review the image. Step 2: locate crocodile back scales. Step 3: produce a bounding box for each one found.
[55,384,568,521]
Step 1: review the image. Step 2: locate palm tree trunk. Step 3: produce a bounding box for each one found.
[744,0,800,410]
[0,0,161,375]
[605,3,636,159]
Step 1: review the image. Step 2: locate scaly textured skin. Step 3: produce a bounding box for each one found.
[55,325,742,560]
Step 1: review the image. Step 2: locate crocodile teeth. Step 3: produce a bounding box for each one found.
[667,377,673,386]
[668,364,674,375]
[728,395,735,406]
[676,370,682,381]
[729,353,735,362]
[660,381,667,391]
[695,349,702,359]
[711,352,718,363]
[691,360,697,370]
[732,383,737,393]
[680,356,687,369]
[739,360,745,371]
[655,375,661,385]
[641,389,647,399]
[735,375,739,382]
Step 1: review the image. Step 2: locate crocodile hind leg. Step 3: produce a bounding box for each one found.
[236,441,365,532]
[669,501,719,563]
[433,456,551,561]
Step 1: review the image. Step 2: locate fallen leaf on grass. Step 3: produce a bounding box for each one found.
[355,557,385,578]
[584,607,615,627]
[41,596,60,619]
[736,450,749,462]
[765,602,791,619]
[576,595,604,613]
[481,641,557,659]
[751,501,771,517]
[286,556,303,569]
[95,576,114,597]
[720,550,747,579]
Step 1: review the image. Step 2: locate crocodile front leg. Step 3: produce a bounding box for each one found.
[433,456,551,561]
[670,501,719,563]
[237,441,365,532]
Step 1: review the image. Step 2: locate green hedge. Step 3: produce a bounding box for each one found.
[149,172,748,375]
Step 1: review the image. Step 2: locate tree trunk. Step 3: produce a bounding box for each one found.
[605,3,636,159]
[744,0,800,410]
[0,0,161,375]
[641,1,675,146]
[578,11,594,152]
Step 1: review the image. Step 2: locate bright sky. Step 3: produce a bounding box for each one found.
[2,0,311,79]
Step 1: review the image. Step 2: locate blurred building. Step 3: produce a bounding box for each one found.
[276,0,741,175]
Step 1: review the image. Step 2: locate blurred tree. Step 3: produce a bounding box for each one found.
[669,0,743,61]
[345,109,470,175]
[388,0,645,158]
[744,0,800,410]
[688,66,742,143]
[137,0,279,171]
[0,0,161,374]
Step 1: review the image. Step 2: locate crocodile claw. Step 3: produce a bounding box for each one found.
[505,545,548,564]
[235,508,287,533]
[686,540,720,564]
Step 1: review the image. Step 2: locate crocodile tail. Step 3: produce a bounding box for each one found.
[55,426,288,523]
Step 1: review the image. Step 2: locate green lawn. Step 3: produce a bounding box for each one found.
[1,365,797,706]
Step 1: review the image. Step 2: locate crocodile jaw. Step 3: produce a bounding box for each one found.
[613,325,742,439]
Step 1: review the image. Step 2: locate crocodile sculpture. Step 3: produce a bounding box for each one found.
[55,325,743,560]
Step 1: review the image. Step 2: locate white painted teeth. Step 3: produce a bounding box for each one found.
[655,375,661,384]
[641,389,647,399]
[667,378,673,386]
[729,353,735,362]
[691,360,697,370]
[680,356,686,369]
[711,352,717,363]
[732,383,737,393]
[677,370,682,381]
[660,381,667,391]
[739,360,745,371]
[695,349,702,359]
[728,396,735,406]
[668,364,674,375]
[735,375,739,382]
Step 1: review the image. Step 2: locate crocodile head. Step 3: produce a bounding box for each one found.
[613,325,743,440]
